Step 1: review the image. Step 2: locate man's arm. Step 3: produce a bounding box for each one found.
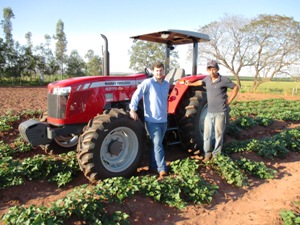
[129,82,146,121]
[227,85,239,105]
[185,80,203,86]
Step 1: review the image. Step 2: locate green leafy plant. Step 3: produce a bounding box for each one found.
[0,151,80,189]
[280,201,300,225]
[235,157,277,179]
[0,115,20,132]
[208,155,249,187]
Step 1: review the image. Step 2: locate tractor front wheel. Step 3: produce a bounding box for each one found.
[77,108,146,182]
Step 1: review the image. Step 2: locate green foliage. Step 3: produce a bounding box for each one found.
[235,157,277,179]
[223,139,252,154]
[0,157,24,188]
[1,158,219,224]
[279,127,300,152]
[170,158,218,205]
[84,49,102,75]
[94,176,140,204]
[248,138,289,159]
[0,137,34,158]
[224,127,300,158]
[208,155,249,187]
[0,151,80,189]
[66,50,85,76]
[280,201,300,225]
[1,97,300,223]
[0,111,40,133]
[1,185,130,225]
[255,117,274,126]
[230,99,300,121]
[235,116,257,128]
[128,40,179,72]
[0,114,20,132]
[137,158,218,208]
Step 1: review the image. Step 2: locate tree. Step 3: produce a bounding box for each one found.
[53,19,67,80]
[34,34,59,81]
[84,49,102,75]
[196,14,300,91]
[1,7,14,49]
[128,40,179,72]
[196,14,251,87]
[242,14,300,90]
[1,7,17,80]
[23,32,38,80]
[0,37,7,78]
[66,50,85,76]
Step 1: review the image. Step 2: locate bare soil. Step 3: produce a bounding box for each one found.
[1,86,300,225]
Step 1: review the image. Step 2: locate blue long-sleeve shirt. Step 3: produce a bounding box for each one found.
[129,77,169,123]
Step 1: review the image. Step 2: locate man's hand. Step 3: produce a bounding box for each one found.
[185,80,192,86]
[185,80,203,86]
[129,109,139,121]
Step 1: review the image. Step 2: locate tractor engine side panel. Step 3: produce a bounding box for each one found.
[47,75,146,126]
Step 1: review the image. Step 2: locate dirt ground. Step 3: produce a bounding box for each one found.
[1,86,300,225]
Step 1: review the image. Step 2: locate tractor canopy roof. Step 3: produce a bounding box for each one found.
[130,29,210,45]
[130,29,210,75]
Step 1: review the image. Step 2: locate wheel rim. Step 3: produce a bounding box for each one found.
[54,135,79,148]
[100,126,139,173]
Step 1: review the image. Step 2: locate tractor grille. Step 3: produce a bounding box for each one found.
[48,93,68,119]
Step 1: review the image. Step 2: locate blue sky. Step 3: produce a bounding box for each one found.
[1,0,299,73]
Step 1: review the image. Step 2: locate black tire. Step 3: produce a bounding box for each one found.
[176,88,207,154]
[39,111,79,153]
[76,108,146,182]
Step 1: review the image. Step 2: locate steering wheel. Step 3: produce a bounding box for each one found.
[145,68,153,78]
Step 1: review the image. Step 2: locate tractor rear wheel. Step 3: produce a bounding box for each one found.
[77,108,146,182]
[177,89,207,154]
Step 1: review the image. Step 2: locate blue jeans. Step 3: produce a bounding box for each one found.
[203,112,227,157]
[145,121,167,173]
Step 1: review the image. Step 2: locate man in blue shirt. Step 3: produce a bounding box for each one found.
[186,60,239,162]
[129,61,169,179]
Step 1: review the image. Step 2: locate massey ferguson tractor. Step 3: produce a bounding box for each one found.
[19,29,210,182]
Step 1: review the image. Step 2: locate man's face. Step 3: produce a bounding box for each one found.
[152,67,164,81]
[207,67,219,77]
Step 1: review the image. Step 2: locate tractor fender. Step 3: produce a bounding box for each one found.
[168,75,206,114]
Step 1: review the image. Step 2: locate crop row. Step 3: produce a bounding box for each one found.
[0,99,300,224]
[2,120,299,190]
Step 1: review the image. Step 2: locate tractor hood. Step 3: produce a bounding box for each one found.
[47,74,146,94]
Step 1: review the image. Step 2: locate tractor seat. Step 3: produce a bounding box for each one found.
[164,68,185,84]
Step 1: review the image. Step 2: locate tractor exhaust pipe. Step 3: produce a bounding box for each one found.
[101,34,110,76]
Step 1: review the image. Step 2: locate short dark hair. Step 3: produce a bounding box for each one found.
[151,61,164,70]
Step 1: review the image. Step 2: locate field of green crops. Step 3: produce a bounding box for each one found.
[240,80,300,96]
[1,90,300,224]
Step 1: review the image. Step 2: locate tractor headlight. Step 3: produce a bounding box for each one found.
[53,86,71,96]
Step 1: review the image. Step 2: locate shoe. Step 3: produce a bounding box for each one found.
[157,170,168,181]
[159,171,167,177]
[202,156,212,163]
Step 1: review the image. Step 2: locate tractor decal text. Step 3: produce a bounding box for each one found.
[89,80,140,88]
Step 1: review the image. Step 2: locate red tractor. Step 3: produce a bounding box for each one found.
[19,29,210,182]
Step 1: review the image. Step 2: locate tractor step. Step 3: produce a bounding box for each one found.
[165,126,181,146]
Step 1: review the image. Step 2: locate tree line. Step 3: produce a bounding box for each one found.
[1,7,300,90]
[195,14,300,90]
[0,7,102,83]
